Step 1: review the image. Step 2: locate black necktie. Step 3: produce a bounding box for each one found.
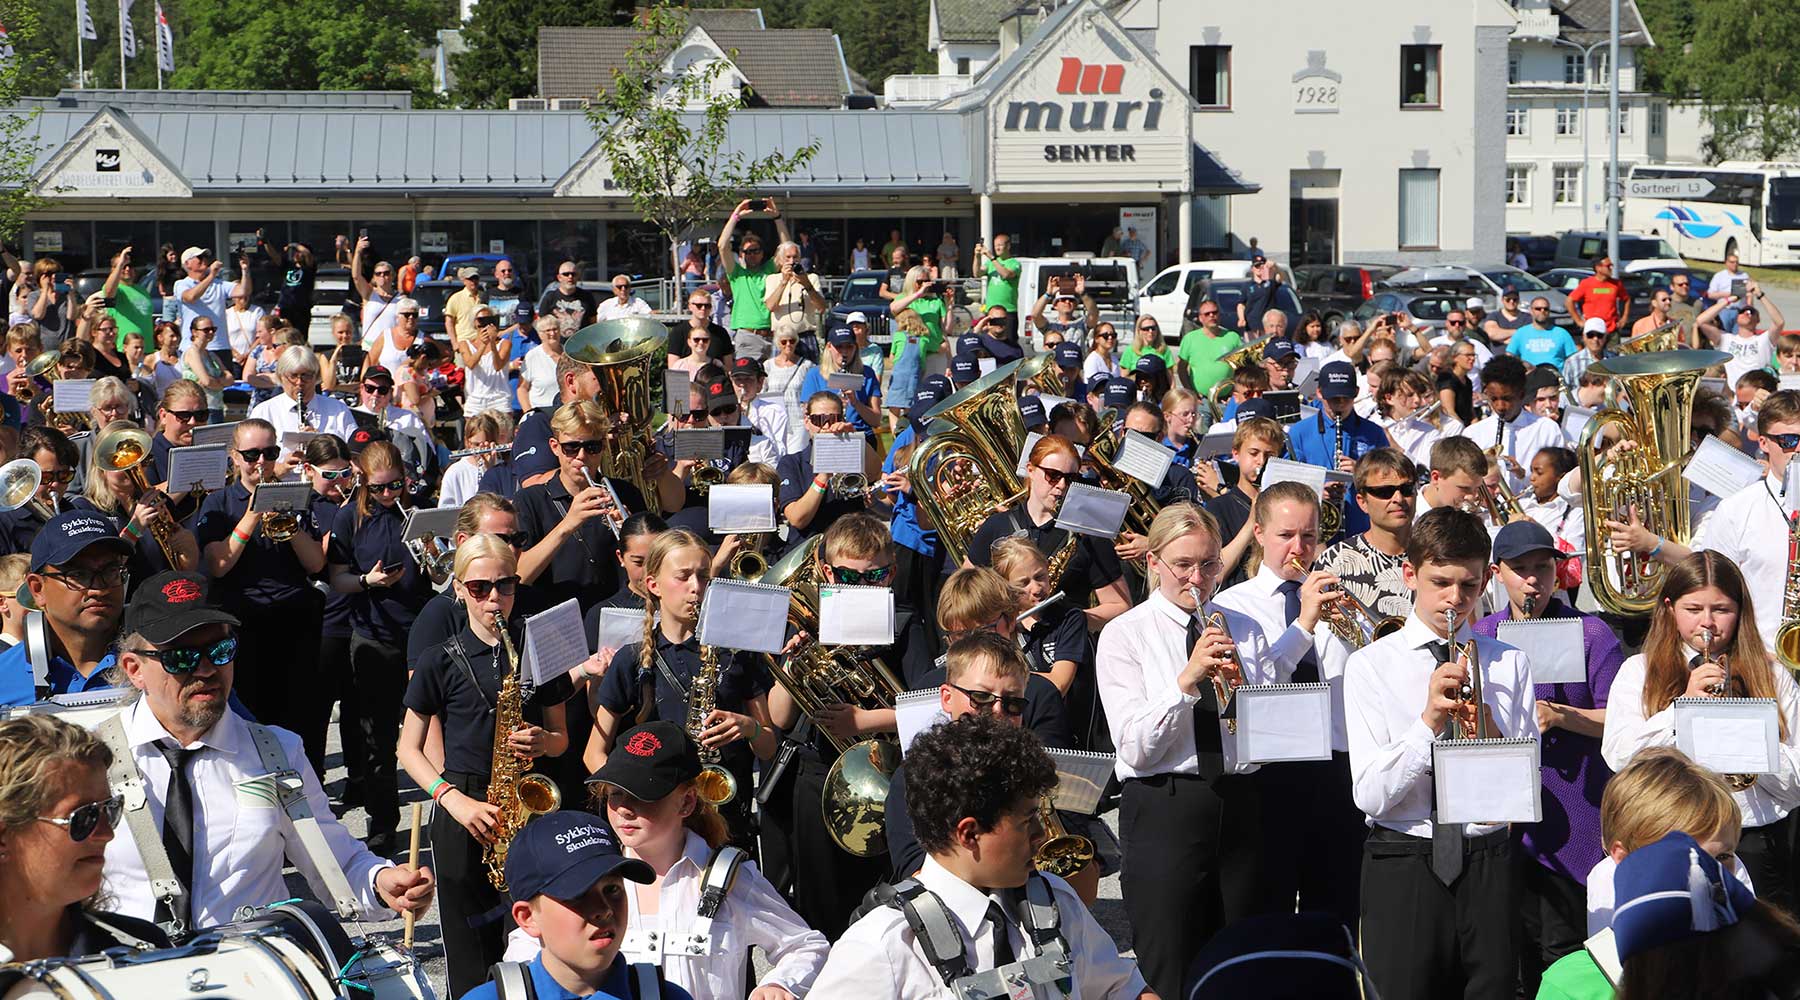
[1425,639,1464,885]
[158,742,199,917]
[985,898,1016,968]
[1277,579,1320,683]
[1184,609,1224,766]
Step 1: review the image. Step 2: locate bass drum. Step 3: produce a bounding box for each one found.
[1,901,434,1000]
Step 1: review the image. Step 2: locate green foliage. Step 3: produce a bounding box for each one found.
[450,0,632,109]
[692,0,933,84]
[1633,0,1696,94]
[165,0,449,94]
[587,1,818,276]
[1685,0,1800,161]
[0,0,55,242]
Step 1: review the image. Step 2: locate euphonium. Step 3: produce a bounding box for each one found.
[96,423,185,571]
[1445,609,1487,740]
[483,611,564,890]
[1579,350,1726,615]
[688,600,739,806]
[906,362,1030,566]
[1205,332,1278,409]
[1033,794,1095,879]
[1015,352,1066,397]
[566,317,668,515]
[1776,513,1800,672]
[1085,410,1163,549]
[1619,319,1681,354]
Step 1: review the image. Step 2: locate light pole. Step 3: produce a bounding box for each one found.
[1608,0,1621,264]
[1543,37,1608,232]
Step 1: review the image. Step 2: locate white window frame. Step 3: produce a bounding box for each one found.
[1617,101,1631,135]
[1590,49,1610,86]
[1555,103,1580,137]
[1506,104,1528,137]
[1563,53,1585,85]
[1554,165,1580,205]
[1398,168,1441,249]
[1650,102,1666,137]
[1505,165,1531,206]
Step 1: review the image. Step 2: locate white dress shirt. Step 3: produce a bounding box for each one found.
[504,831,826,1000]
[1385,414,1465,469]
[595,296,653,322]
[1343,612,1537,838]
[1466,409,1569,494]
[745,396,794,459]
[1095,589,1275,779]
[438,458,484,508]
[1600,651,1800,828]
[248,390,358,442]
[1519,493,1585,557]
[99,697,393,927]
[810,856,1147,1000]
[1214,565,1356,753]
[1691,474,1788,652]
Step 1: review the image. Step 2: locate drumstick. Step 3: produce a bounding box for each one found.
[403,801,423,949]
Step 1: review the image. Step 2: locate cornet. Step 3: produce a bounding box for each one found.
[1444,608,1487,739]
[1189,586,1240,732]
[581,466,627,536]
[1696,627,1757,790]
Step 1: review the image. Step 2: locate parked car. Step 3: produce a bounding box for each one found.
[828,270,893,343]
[1292,263,1404,327]
[1181,277,1305,338]
[1508,234,1558,273]
[1139,260,1295,339]
[1537,266,1675,326]
[1629,265,1713,307]
[1382,263,1572,326]
[1352,289,1471,343]
[1551,231,1685,272]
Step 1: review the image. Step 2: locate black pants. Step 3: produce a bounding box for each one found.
[349,631,408,847]
[893,545,945,675]
[1514,854,1586,995]
[1742,812,1796,910]
[1120,772,1262,1000]
[1360,827,1516,1000]
[231,593,325,754]
[319,632,365,808]
[433,771,508,1000]
[1253,752,1364,930]
[758,753,890,940]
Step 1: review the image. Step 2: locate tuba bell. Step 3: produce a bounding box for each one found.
[0,458,44,517]
[905,361,1030,566]
[1579,350,1727,616]
[11,348,58,403]
[566,317,669,515]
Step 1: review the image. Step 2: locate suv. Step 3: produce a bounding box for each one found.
[1383,263,1572,326]
[828,270,893,343]
[1137,260,1296,340]
[1551,231,1685,272]
[1181,277,1305,337]
[1291,263,1403,326]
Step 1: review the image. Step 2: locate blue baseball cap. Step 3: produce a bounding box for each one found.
[30,510,133,574]
[1263,339,1298,362]
[1101,377,1137,411]
[909,374,953,424]
[1053,342,1084,369]
[1018,395,1048,429]
[1085,371,1112,395]
[950,355,981,385]
[1134,353,1167,377]
[504,811,655,903]
[1491,520,1561,563]
[1318,360,1358,399]
[828,326,857,348]
[1235,397,1276,421]
[956,333,985,358]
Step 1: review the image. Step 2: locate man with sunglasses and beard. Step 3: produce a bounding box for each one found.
[1315,448,1420,635]
[102,569,434,934]
[192,419,328,733]
[515,400,643,613]
[0,512,131,706]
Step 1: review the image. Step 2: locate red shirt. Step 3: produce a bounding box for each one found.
[1568,275,1626,331]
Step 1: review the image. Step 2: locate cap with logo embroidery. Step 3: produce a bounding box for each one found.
[504,811,655,903]
[585,720,700,801]
[704,377,738,410]
[124,570,241,645]
[1318,360,1358,399]
[29,511,133,574]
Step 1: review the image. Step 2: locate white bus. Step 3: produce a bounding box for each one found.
[1623,161,1800,267]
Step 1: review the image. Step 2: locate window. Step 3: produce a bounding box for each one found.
[1508,53,1520,85]
[1506,166,1531,206]
[1590,49,1610,86]
[1563,53,1585,84]
[1143,270,1179,297]
[1398,168,1440,248]
[1617,102,1631,135]
[1555,103,1580,136]
[1401,45,1441,107]
[1554,165,1580,204]
[1190,46,1230,108]
[1506,104,1528,137]
[956,57,971,75]
[1650,102,1666,137]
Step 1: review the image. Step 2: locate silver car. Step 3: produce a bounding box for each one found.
[1383,263,1572,327]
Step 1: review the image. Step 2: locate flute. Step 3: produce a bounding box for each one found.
[1015,591,1065,624]
[449,444,512,459]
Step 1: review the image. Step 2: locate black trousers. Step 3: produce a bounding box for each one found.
[349,631,408,847]
[231,593,324,753]
[1120,772,1262,1000]
[893,545,945,672]
[1253,752,1364,930]
[1742,812,1797,910]
[1360,827,1516,1000]
[433,772,508,1000]
[319,632,366,808]
[758,753,890,940]
[1514,854,1587,996]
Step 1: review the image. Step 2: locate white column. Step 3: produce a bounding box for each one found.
[979,193,994,245]
[1178,195,1193,265]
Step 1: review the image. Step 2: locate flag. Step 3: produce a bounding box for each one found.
[77,0,98,41]
[119,0,136,58]
[155,3,172,72]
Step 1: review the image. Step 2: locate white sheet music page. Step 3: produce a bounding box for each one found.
[707,484,777,534]
[1053,483,1130,538]
[1235,684,1333,762]
[166,445,229,492]
[818,585,895,645]
[522,598,587,688]
[51,379,95,413]
[811,433,865,475]
[1674,697,1781,774]
[1432,740,1542,824]
[896,689,949,755]
[1683,434,1765,499]
[596,608,646,654]
[1496,618,1587,685]
[698,579,791,654]
[1113,430,1174,487]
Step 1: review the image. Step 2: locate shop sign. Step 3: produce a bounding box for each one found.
[1003,58,1167,134]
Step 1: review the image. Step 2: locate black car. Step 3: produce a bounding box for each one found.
[827,269,893,342]
[1182,278,1305,336]
[1291,263,1404,326]
[1550,231,1682,271]
[1508,235,1557,273]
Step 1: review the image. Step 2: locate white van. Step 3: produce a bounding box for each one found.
[1004,255,1140,327]
[1136,260,1292,335]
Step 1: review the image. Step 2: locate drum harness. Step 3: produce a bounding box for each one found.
[880,871,1075,1000]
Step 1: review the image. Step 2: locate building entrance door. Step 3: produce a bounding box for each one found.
[1289,198,1338,266]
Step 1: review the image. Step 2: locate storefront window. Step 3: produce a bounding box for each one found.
[26,223,91,269]
[94,221,157,273]
[801,218,847,274]
[542,220,598,283]
[227,221,289,307]
[289,222,350,266]
[158,222,218,265]
[351,222,415,275]
[417,220,475,273]
[478,220,540,288]
[606,221,666,282]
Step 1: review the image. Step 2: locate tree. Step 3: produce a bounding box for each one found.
[450,0,633,109]
[587,2,818,278]
[165,0,450,96]
[0,0,57,244]
[1685,0,1800,161]
[1634,0,1697,95]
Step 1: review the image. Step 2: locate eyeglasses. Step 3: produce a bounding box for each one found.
[238,446,281,462]
[461,575,521,599]
[366,479,406,495]
[317,467,355,481]
[830,563,894,585]
[133,635,238,675]
[710,404,739,417]
[37,794,123,842]
[38,468,74,484]
[946,683,1027,717]
[1362,482,1417,500]
[1768,432,1800,452]
[1035,466,1077,486]
[42,564,129,591]
[1158,556,1225,579]
[1530,305,1550,312]
[558,439,607,456]
[192,325,217,333]
[806,413,841,427]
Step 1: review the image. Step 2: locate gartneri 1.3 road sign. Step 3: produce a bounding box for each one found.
[1625,177,1716,200]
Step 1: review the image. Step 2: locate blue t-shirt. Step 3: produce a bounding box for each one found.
[1507,324,1580,368]
[458,955,692,1000]
[886,424,936,557]
[798,366,882,434]
[0,643,116,707]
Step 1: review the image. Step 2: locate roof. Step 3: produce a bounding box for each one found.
[1194,143,1259,196]
[20,89,414,111]
[1555,0,1653,45]
[933,0,1084,109]
[538,25,851,107]
[933,0,1015,44]
[15,106,968,194]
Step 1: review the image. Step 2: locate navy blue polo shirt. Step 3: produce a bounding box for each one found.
[147,432,175,485]
[508,406,560,482]
[1020,601,1092,676]
[474,458,520,499]
[194,481,321,610]
[965,508,1122,612]
[403,624,574,778]
[596,630,771,782]
[776,450,864,547]
[0,501,50,556]
[513,475,642,612]
[328,501,435,646]
[0,643,117,707]
[311,493,353,638]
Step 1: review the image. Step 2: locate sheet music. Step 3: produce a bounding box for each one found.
[826,371,864,393]
[1112,430,1174,487]
[664,370,691,415]
[1293,358,1322,398]
[1562,405,1596,441]
[249,481,312,513]
[896,689,948,754]
[1675,697,1781,774]
[1783,373,1800,393]
[1195,424,1235,460]
[401,506,462,542]
[596,608,646,654]
[1496,618,1587,685]
[818,585,895,646]
[1045,748,1116,814]
[1234,683,1333,762]
[280,430,323,454]
[698,579,791,654]
[811,433,865,475]
[671,428,725,461]
[977,357,998,376]
[707,484,777,534]
[1016,431,1044,477]
[521,598,587,688]
[1260,457,1327,495]
[1433,739,1542,824]
[165,445,229,492]
[51,379,94,414]
[1053,482,1130,538]
[1684,434,1765,500]
[189,422,239,448]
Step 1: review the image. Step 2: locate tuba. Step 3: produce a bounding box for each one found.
[1014,351,1066,398]
[95,423,186,571]
[906,362,1030,566]
[566,317,668,516]
[484,611,564,890]
[1205,332,1278,410]
[761,537,903,856]
[1618,319,1681,354]
[1579,350,1726,616]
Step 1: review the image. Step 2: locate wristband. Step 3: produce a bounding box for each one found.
[231,526,252,546]
[427,777,448,800]
[749,719,763,742]
[812,475,829,493]
[1648,536,1664,558]
[124,520,143,540]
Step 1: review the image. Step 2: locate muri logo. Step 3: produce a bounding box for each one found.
[1055,58,1123,95]
[1005,56,1163,134]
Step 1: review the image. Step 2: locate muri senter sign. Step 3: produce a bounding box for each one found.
[1003,58,1168,134]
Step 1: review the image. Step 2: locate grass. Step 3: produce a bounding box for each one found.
[1683,256,1800,290]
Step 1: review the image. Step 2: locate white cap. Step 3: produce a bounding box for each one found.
[180,246,206,265]
[846,311,868,325]
[1582,316,1607,334]
[1465,296,1485,309]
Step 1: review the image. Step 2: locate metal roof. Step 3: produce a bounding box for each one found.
[537,25,851,107]
[21,89,414,111]
[17,106,970,194]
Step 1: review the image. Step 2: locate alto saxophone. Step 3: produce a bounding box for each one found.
[689,600,739,806]
[482,611,564,890]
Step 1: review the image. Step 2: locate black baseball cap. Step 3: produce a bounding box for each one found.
[956,333,985,358]
[586,721,701,801]
[1053,342,1084,369]
[704,377,738,411]
[950,355,981,385]
[362,365,394,386]
[828,327,857,348]
[909,374,953,425]
[729,356,765,379]
[124,570,241,645]
[503,811,654,903]
[1492,521,1563,563]
[1318,361,1358,399]
[1018,395,1048,429]
[30,511,133,574]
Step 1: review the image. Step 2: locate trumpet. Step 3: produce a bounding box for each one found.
[1033,793,1096,881]
[1445,608,1487,739]
[691,464,725,497]
[1189,586,1240,732]
[581,466,627,536]
[727,531,769,579]
[1697,627,1757,790]
[1288,558,1402,648]
[407,536,454,580]
[831,473,875,502]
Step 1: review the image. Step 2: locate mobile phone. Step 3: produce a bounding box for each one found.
[744,199,767,212]
[359,228,368,240]
[1732,277,1748,300]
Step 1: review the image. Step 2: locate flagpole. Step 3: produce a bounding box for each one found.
[117,0,125,88]
[75,32,83,89]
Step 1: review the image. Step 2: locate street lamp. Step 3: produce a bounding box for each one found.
[1541,30,1644,237]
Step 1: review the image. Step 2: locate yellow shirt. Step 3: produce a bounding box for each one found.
[442,287,482,342]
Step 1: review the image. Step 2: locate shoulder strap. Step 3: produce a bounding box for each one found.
[697,845,746,920]
[96,713,189,940]
[1015,872,1063,949]
[24,610,49,694]
[490,961,537,1000]
[886,878,972,987]
[245,722,361,920]
[630,962,662,999]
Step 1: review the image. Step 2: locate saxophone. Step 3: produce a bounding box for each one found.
[1774,512,1800,672]
[482,611,564,890]
[688,600,739,806]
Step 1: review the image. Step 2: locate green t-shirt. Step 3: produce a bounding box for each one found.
[1535,950,1613,1000]
[895,295,947,360]
[1177,327,1243,396]
[1120,342,1175,373]
[727,260,778,331]
[108,283,154,349]
[982,256,1020,313]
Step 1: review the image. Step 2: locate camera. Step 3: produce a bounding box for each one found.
[744,199,767,212]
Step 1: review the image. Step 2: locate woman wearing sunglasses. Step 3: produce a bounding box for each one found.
[777,391,876,549]
[0,714,167,961]
[1082,322,1122,382]
[327,440,433,863]
[400,533,572,998]
[456,305,515,420]
[1120,316,1173,374]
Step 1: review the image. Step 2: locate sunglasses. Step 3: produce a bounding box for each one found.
[558,271,577,278]
[831,563,894,585]
[1445,319,1465,327]
[806,413,841,427]
[1362,482,1417,500]
[613,284,630,290]
[373,270,393,277]
[558,439,607,456]
[689,301,712,309]
[192,325,217,333]
[684,409,708,422]
[363,383,393,395]
[1035,466,1077,486]
[710,404,739,417]
[499,531,530,549]
[461,575,521,599]
[1096,332,1116,340]
[1199,309,1219,317]
[134,635,239,675]
[1769,433,1800,452]
[947,683,1027,717]
[39,468,74,484]
[238,446,281,462]
[398,311,418,318]
[476,316,498,327]
[367,479,406,494]
[1138,324,1159,331]
[37,794,124,842]
[317,467,355,481]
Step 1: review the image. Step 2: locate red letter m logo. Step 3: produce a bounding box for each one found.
[1055,57,1124,95]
